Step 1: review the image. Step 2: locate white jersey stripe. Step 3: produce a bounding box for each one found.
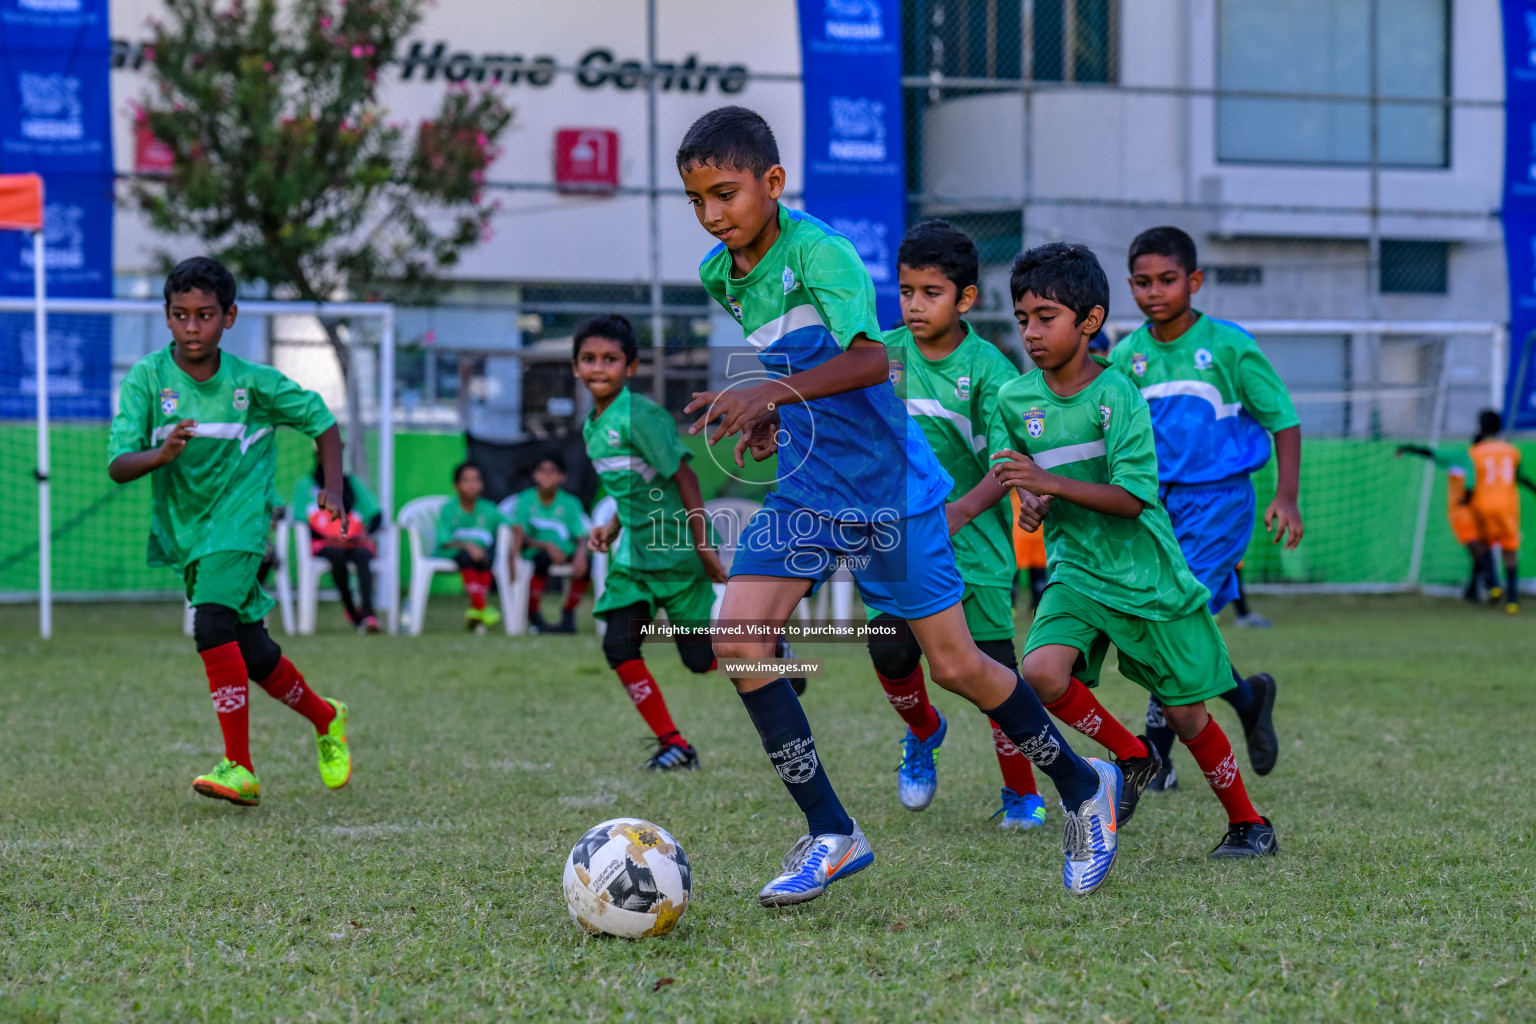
[1138,380,1243,420]
[150,421,273,454]
[1032,438,1107,470]
[904,398,986,452]
[592,454,658,482]
[744,304,827,351]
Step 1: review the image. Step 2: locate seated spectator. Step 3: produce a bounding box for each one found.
[435,462,506,633]
[294,456,383,633]
[509,453,592,633]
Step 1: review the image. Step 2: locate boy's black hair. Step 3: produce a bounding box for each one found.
[164,256,237,310]
[1010,242,1110,338]
[676,106,780,177]
[897,219,979,294]
[535,451,567,474]
[1128,226,1199,275]
[573,314,639,364]
[1477,409,1503,442]
[453,461,482,484]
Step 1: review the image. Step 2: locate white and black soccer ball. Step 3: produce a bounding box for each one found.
[563,818,691,939]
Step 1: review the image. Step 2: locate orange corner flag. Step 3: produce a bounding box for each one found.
[0,174,44,231]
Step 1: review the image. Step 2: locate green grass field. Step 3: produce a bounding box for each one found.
[2,595,1532,1022]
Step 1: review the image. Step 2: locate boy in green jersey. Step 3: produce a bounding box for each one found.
[107,257,352,806]
[680,107,1124,902]
[574,315,728,771]
[434,462,507,632]
[508,453,592,633]
[1111,226,1299,786]
[867,219,1051,830]
[991,242,1277,858]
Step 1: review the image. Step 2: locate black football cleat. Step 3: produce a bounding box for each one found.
[642,740,699,772]
[1145,760,1178,792]
[1210,816,1279,858]
[1112,736,1164,827]
[1239,673,1279,776]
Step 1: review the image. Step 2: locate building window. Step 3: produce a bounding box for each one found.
[1216,0,1448,167]
[908,0,1116,83]
[1379,240,1449,294]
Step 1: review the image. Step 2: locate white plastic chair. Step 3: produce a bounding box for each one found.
[293,515,393,635]
[497,493,595,636]
[399,495,460,635]
[586,495,618,639]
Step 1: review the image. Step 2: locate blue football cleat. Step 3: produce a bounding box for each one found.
[758,821,874,907]
[994,787,1048,829]
[1061,758,1122,896]
[896,712,947,812]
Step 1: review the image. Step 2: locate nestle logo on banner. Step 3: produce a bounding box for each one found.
[832,218,891,282]
[18,328,86,396]
[828,96,886,161]
[825,0,883,41]
[18,72,84,141]
[18,203,86,271]
[18,0,83,10]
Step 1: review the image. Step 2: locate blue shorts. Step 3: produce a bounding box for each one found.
[730,495,965,620]
[1160,475,1255,616]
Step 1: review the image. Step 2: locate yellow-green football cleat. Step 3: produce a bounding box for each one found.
[316,699,352,790]
[480,604,503,629]
[192,758,260,806]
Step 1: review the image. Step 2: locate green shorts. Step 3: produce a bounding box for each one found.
[961,583,1015,641]
[1023,583,1232,706]
[183,551,275,624]
[594,561,716,624]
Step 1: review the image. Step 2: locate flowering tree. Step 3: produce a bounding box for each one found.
[132,0,512,474]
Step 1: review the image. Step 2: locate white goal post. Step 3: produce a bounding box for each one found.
[0,296,398,637]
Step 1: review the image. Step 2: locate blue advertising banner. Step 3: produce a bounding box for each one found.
[798,0,905,328]
[0,0,113,418]
[1502,1,1536,427]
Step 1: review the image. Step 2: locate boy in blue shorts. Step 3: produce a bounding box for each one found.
[1109,227,1302,786]
[997,242,1277,858]
[678,106,1124,903]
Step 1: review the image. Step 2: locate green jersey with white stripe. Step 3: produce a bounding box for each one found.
[509,487,589,558]
[435,498,505,555]
[989,362,1209,620]
[886,323,1018,587]
[108,344,336,575]
[582,386,697,572]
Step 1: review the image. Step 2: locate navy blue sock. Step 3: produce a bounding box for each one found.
[1145,695,1177,765]
[987,675,1099,807]
[739,678,854,837]
[1220,666,1258,721]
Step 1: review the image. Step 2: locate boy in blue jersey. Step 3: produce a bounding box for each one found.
[1109,226,1302,786]
[677,106,1125,903]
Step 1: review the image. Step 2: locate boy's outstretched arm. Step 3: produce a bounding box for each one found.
[674,461,728,583]
[991,450,1145,519]
[1265,425,1302,550]
[684,336,888,445]
[109,418,197,483]
[313,423,347,535]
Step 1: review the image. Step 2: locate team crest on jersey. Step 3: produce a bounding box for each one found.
[888,359,903,385]
[159,388,179,415]
[1194,347,1214,370]
[782,266,797,294]
[1100,404,1112,429]
[607,428,621,447]
[1130,353,1148,376]
[232,388,249,411]
[955,375,971,399]
[726,294,743,320]
[1025,407,1045,439]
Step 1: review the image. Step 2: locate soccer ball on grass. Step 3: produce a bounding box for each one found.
[563,818,691,938]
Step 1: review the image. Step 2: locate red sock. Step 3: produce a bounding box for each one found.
[200,643,252,771]
[1044,678,1148,761]
[707,656,718,672]
[615,659,685,746]
[562,578,590,612]
[1183,718,1264,824]
[529,573,548,615]
[989,719,1039,795]
[876,664,941,741]
[462,569,488,610]
[257,657,337,734]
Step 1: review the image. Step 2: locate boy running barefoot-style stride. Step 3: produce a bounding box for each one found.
[871,219,1048,830]
[680,106,1124,903]
[107,257,352,806]
[995,242,1277,859]
[1110,227,1299,786]
[574,315,728,771]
